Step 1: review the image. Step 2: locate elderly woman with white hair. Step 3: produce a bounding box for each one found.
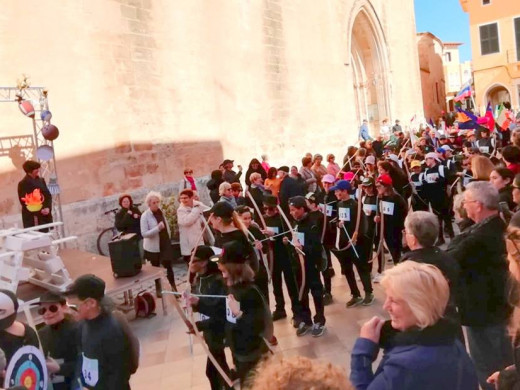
[218,182,237,208]
[350,261,478,390]
[140,191,177,291]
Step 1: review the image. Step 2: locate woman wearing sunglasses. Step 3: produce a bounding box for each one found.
[37,291,80,390]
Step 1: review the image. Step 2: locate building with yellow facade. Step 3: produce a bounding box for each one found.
[460,0,520,112]
[443,42,473,111]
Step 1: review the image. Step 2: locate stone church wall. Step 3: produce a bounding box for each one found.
[0,0,423,251]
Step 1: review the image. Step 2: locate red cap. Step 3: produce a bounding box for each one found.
[377,174,393,187]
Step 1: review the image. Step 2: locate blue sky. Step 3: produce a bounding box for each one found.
[414,0,472,61]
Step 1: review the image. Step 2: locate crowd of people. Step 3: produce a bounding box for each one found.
[7,113,520,389]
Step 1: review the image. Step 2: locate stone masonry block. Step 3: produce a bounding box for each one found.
[124,164,146,178]
[133,142,153,151]
[115,143,132,153]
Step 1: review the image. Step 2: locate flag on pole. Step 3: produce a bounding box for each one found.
[477,102,495,132]
[496,104,513,131]
[456,107,478,129]
[454,81,472,102]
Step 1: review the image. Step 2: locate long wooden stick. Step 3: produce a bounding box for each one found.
[277,205,306,301]
[168,292,235,388]
[245,189,274,279]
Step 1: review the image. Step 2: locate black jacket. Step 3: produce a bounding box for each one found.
[79,312,132,389]
[207,178,224,204]
[215,229,259,273]
[114,206,142,236]
[225,282,267,362]
[447,215,511,326]
[39,317,80,390]
[193,271,227,350]
[17,174,53,229]
[279,176,304,215]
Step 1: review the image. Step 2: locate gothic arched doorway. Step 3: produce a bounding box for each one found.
[349,7,389,133]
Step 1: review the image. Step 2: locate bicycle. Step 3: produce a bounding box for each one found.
[96,208,120,256]
[97,203,143,256]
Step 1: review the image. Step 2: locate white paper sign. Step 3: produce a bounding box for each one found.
[226,297,240,324]
[266,226,279,234]
[326,205,333,217]
[382,201,395,216]
[363,203,377,215]
[425,173,439,183]
[82,354,99,387]
[479,146,489,154]
[295,232,305,246]
[338,207,350,221]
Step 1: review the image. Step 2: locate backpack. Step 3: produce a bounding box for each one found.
[134,291,156,318]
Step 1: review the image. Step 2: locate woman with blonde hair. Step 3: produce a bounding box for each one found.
[471,155,495,181]
[248,356,352,390]
[140,191,177,291]
[350,261,478,389]
[218,182,237,208]
[487,222,520,388]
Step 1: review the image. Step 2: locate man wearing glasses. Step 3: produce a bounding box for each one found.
[37,291,79,390]
[447,182,512,390]
[65,275,135,390]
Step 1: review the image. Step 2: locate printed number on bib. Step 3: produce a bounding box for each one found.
[338,207,350,221]
[479,146,489,154]
[226,297,240,324]
[82,354,99,387]
[382,201,395,216]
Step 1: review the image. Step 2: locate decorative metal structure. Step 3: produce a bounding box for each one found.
[0,85,64,238]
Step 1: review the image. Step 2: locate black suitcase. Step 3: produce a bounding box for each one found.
[108,233,142,278]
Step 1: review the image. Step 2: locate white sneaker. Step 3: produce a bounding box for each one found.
[372,273,383,283]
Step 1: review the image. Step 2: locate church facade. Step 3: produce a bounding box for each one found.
[0,0,423,249]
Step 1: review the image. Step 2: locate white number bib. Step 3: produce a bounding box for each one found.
[338,207,350,221]
[226,297,240,324]
[382,201,395,216]
[295,232,305,246]
[425,173,439,183]
[479,146,489,154]
[363,203,377,215]
[325,205,333,217]
[82,354,99,387]
[266,226,279,234]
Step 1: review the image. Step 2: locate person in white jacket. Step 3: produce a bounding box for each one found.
[177,189,210,262]
[140,191,177,291]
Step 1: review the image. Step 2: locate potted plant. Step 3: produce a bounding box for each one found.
[160,194,182,262]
